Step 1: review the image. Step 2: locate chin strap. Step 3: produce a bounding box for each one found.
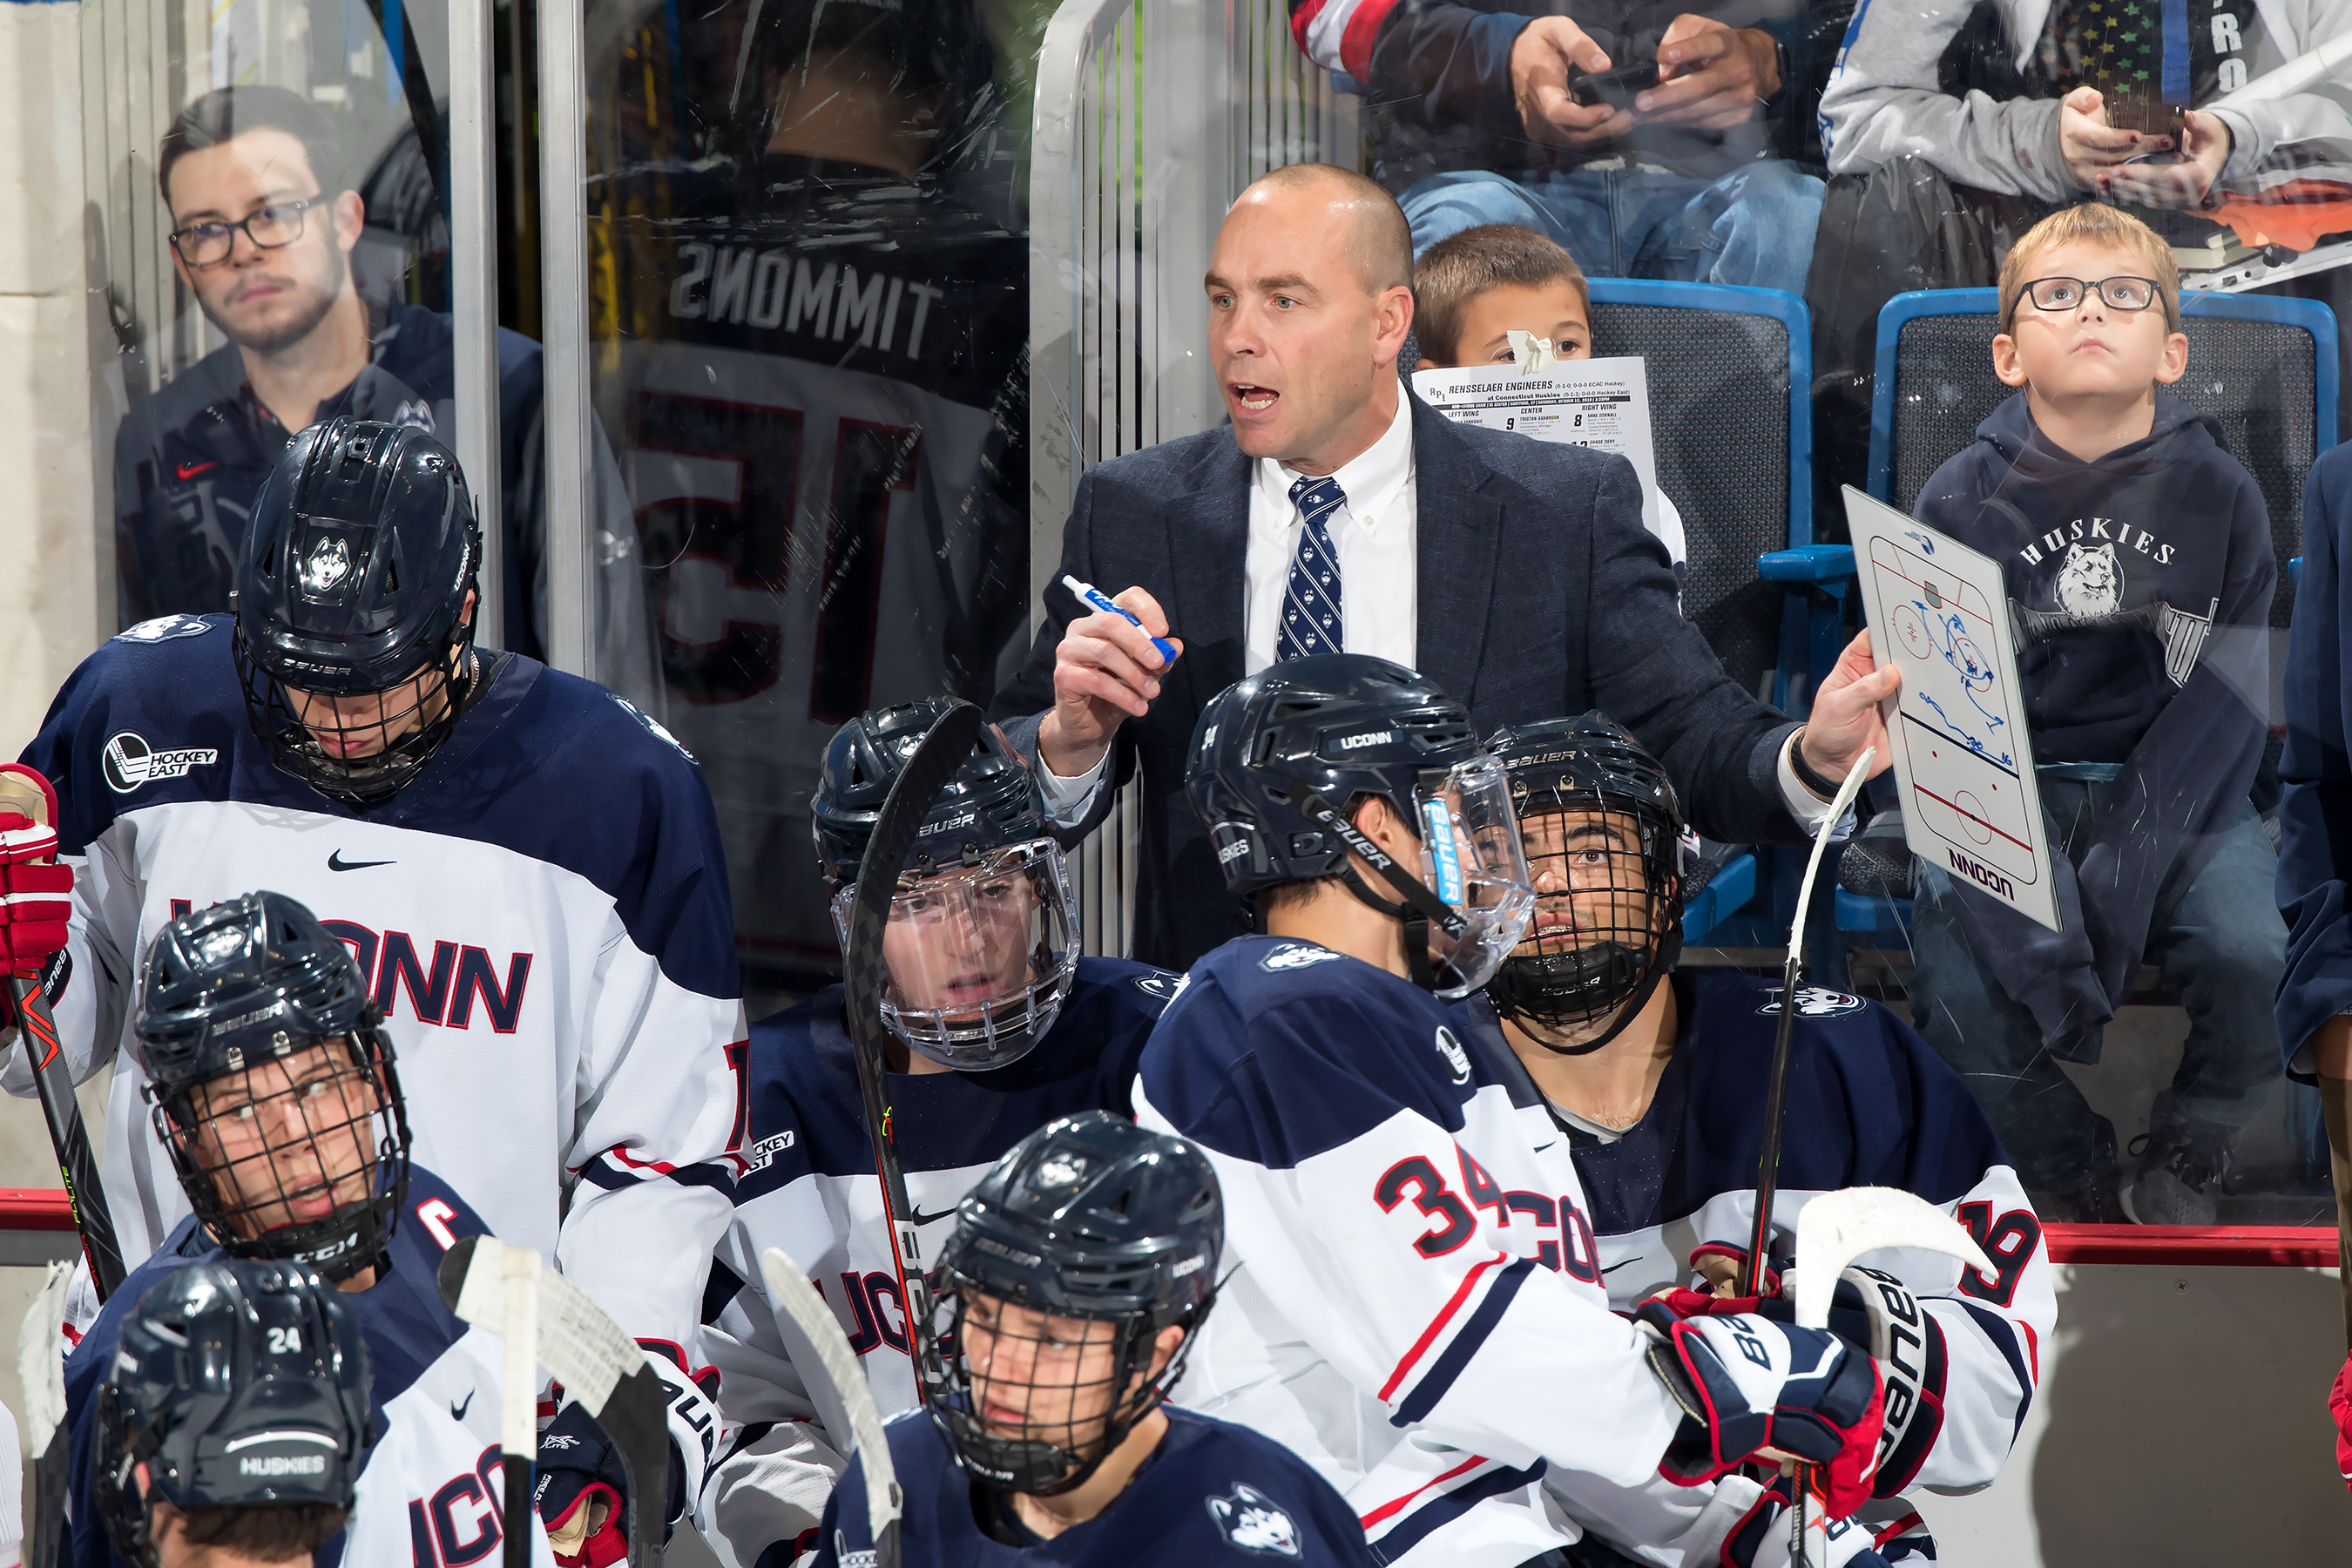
[1308,793,1466,991]
[1503,914,1684,1058]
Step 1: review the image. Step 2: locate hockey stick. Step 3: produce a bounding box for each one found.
[17,1260,74,1568]
[1788,1186,1994,1333]
[1740,747,1876,1298]
[436,1235,671,1568]
[0,766,126,1301]
[760,1247,903,1566]
[839,699,987,1420]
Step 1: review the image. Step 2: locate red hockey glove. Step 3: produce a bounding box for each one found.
[2331,1351,2352,1493]
[1635,1301,1886,1517]
[0,764,71,1030]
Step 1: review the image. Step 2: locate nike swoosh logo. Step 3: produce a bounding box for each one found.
[1600,1256,1644,1274]
[328,850,395,872]
[451,1389,475,1422]
[909,1206,958,1226]
[175,459,219,480]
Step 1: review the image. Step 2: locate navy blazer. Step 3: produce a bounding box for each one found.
[990,393,1805,972]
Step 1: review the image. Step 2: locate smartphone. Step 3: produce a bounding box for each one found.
[1570,62,1659,112]
[2105,98,2186,144]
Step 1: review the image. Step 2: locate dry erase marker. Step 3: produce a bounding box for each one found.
[1063,575,1178,664]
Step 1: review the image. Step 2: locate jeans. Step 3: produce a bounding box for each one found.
[1907,776,2285,1194]
[1396,162,1826,295]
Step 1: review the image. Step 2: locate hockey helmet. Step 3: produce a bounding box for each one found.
[1486,714,1686,1053]
[136,892,409,1283]
[813,699,1078,1071]
[97,1258,372,1568]
[234,417,482,806]
[927,1112,1221,1495]
[1185,653,1533,996]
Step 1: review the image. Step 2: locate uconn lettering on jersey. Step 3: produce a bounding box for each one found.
[409,1443,521,1568]
[165,900,533,1033]
[667,243,945,359]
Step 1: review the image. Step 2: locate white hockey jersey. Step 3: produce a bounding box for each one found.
[693,960,1175,1567]
[1470,974,2052,1499]
[1132,936,1780,1568]
[3,617,746,1374]
[62,1169,559,1568]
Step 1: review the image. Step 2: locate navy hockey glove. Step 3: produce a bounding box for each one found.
[537,1402,632,1568]
[1723,1475,1936,1567]
[1635,1301,1885,1516]
[1652,1267,1947,1498]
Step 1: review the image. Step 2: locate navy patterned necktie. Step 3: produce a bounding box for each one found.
[1277,474,1347,661]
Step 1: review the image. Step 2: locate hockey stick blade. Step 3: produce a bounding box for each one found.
[436,1236,670,1568]
[1791,1186,1997,1331]
[840,699,987,1417]
[18,1260,73,1568]
[761,1247,904,1566]
[0,767,127,1301]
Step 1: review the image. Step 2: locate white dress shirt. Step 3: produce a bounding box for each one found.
[1038,392,1836,834]
[1243,389,1419,673]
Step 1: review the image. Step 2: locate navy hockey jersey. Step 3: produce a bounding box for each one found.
[811,1405,1380,1568]
[64,1167,557,1568]
[108,301,652,695]
[694,960,1176,1568]
[3,618,745,1371]
[1134,937,1767,1568]
[1472,971,2051,1497]
[605,152,1029,977]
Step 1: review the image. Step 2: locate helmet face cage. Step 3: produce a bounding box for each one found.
[829,838,1080,1071]
[235,624,476,807]
[150,1023,412,1283]
[1488,782,1683,1044]
[96,1383,161,1568]
[923,1274,1200,1497]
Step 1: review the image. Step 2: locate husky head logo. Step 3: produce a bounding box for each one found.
[1754,986,1866,1019]
[2054,542,2122,616]
[1434,1025,1471,1085]
[1037,1152,1088,1189]
[301,535,354,594]
[391,398,436,432]
[1259,943,1341,972]
[113,614,212,645]
[1205,1484,1301,1558]
[1133,971,1186,1002]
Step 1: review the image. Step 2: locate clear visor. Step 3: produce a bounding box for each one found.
[1412,756,1535,997]
[830,839,1081,1071]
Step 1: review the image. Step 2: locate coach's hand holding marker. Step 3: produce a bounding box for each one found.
[1039,578,1184,778]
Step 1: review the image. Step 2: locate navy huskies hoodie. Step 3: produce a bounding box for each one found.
[1910,391,2274,1061]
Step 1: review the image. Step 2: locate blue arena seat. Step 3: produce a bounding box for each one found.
[1583,280,1817,946]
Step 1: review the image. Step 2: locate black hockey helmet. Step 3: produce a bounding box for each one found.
[136,892,410,1283]
[233,416,482,806]
[1487,714,1686,1053]
[1185,653,1532,996]
[926,1111,1221,1496]
[813,699,1078,1071]
[97,1258,372,1568]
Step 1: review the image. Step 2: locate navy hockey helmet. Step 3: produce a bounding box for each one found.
[1487,714,1686,1053]
[233,416,482,806]
[927,1112,1221,1496]
[97,1258,372,1568]
[136,892,410,1282]
[1185,653,1533,996]
[813,699,1078,1071]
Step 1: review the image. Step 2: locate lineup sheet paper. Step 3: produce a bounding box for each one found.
[1845,488,2063,932]
[1410,355,1662,536]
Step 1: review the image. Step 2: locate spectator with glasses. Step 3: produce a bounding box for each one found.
[1900,202,2281,1227]
[113,86,651,695]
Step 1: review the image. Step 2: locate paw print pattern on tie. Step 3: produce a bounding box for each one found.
[1277,475,1347,662]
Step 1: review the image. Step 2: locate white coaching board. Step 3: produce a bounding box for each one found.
[1844,488,2062,932]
